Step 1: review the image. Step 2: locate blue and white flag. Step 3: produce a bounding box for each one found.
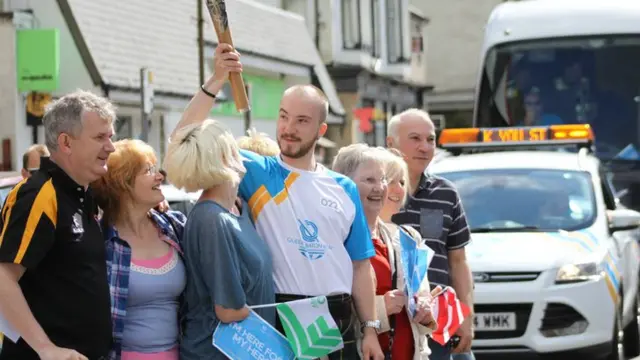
[212,310,295,360]
[399,228,434,317]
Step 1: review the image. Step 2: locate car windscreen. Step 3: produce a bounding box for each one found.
[437,168,597,232]
[476,35,640,161]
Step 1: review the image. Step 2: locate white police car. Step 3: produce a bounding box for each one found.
[432,124,640,360]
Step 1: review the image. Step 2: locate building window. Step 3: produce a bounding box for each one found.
[342,0,361,49]
[386,0,404,63]
[115,115,132,140]
[371,0,381,57]
[410,13,425,61]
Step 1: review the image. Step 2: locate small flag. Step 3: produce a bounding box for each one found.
[399,227,434,316]
[276,296,344,359]
[430,287,471,346]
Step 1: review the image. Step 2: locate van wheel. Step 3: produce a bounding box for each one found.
[624,291,640,357]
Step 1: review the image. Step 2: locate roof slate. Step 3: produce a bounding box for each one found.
[66,0,323,96]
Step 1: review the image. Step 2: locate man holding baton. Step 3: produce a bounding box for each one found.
[172,44,384,360]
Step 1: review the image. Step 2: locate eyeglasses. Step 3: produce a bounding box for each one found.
[144,164,161,176]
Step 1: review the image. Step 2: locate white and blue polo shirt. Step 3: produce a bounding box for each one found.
[239,150,374,296]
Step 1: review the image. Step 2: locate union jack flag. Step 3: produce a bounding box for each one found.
[430,287,472,346]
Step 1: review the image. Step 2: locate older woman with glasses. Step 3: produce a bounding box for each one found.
[332,145,436,360]
[164,119,275,360]
[91,139,187,360]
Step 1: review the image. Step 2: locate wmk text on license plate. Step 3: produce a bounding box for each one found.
[473,312,516,331]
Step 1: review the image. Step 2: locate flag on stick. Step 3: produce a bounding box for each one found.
[399,227,434,316]
[430,287,471,345]
[276,296,344,359]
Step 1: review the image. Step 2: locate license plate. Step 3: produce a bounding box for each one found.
[473,312,516,331]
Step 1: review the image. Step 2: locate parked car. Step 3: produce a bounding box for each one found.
[0,172,23,207]
[160,184,200,215]
[435,124,640,360]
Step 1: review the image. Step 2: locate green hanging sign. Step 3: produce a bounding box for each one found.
[16,29,60,92]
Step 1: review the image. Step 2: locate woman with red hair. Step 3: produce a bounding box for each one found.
[92,139,186,360]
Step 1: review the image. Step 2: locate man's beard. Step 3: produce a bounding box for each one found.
[278,137,316,159]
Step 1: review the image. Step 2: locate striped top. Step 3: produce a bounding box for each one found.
[391,173,471,288]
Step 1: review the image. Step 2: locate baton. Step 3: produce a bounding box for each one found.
[205,0,250,112]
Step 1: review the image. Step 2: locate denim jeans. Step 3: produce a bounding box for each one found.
[428,338,476,360]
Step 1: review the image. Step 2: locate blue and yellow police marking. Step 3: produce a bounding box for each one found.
[544,231,594,253]
[602,251,621,304]
[544,230,621,304]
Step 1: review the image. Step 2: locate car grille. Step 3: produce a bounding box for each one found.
[474,271,541,283]
[474,303,533,339]
[539,303,586,332]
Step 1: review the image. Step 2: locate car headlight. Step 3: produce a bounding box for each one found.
[555,261,603,284]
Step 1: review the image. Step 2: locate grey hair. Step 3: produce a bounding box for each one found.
[43,90,116,151]
[387,108,432,140]
[331,143,386,178]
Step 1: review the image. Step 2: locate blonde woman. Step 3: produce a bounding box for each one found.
[332,145,436,360]
[164,119,275,360]
[92,139,187,360]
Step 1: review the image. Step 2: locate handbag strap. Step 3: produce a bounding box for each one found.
[388,259,399,357]
[384,225,403,360]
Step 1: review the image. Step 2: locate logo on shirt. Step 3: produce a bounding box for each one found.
[71,212,84,237]
[320,198,340,212]
[299,220,318,242]
[286,219,333,261]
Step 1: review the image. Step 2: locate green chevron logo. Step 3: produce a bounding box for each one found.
[276,302,343,359]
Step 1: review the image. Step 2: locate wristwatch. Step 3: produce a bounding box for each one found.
[361,320,381,331]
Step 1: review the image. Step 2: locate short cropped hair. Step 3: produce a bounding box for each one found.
[236,128,280,156]
[331,143,386,179]
[164,119,244,192]
[22,144,50,170]
[91,139,157,226]
[43,90,116,151]
[387,108,431,140]
[284,85,329,123]
[382,148,412,202]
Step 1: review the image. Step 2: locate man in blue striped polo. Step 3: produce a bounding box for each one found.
[387,109,475,360]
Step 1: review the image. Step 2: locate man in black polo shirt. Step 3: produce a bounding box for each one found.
[387,109,475,360]
[0,90,116,360]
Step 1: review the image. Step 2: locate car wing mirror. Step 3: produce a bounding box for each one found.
[607,208,640,233]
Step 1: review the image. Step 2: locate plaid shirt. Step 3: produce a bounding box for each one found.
[104,209,186,360]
